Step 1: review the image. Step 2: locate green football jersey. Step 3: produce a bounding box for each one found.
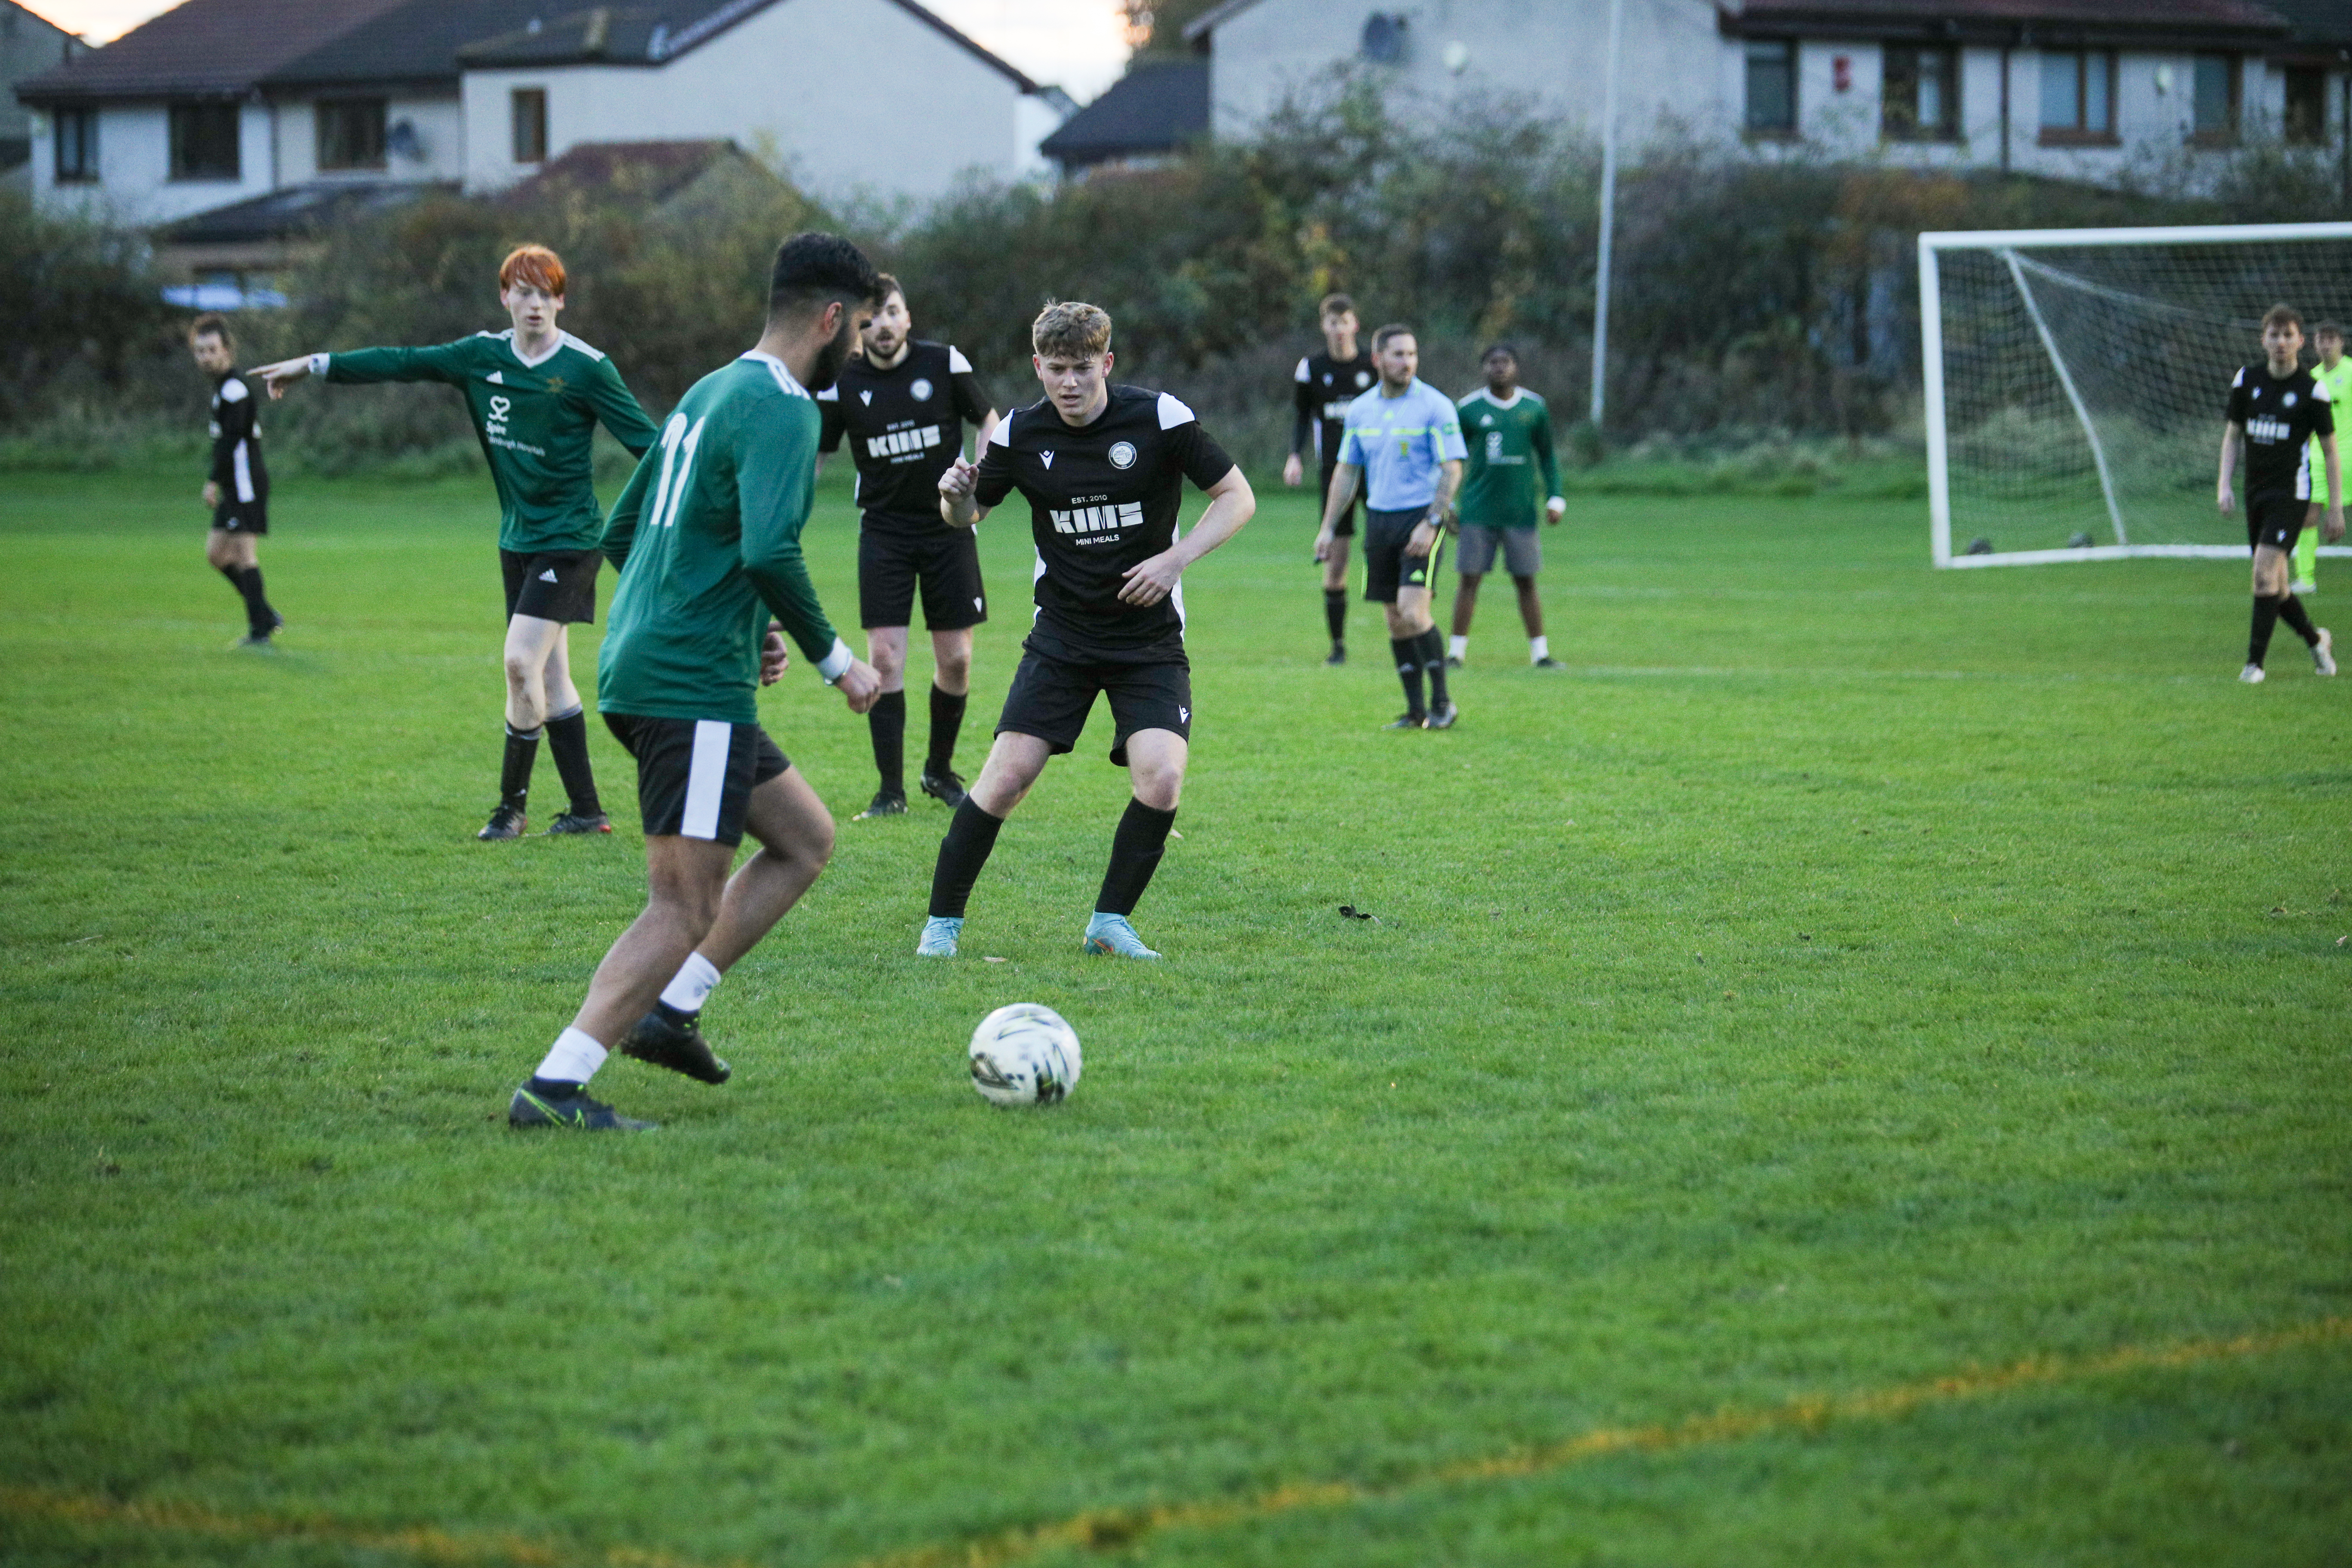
[596,352,849,725]
[1455,388,1562,529]
[322,329,659,554]
[2312,356,2351,505]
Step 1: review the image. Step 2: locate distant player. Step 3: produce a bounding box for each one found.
[921,301,1256,960]
[507,233,883,1132]
[1448,344,1566,669]
[817,273,999,820]
[188,314,282,647]
[2218,303,2342,683]
[252,245,661,839]
[1283,293,1375,664]
[1316,324,1467,729]
[2294,319,2350,594]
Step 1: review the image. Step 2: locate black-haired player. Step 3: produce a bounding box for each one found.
[1283,293,1375,664]
[2220,303,2343,683]
[922,301,1256,960]
[189,315,282,647]
[817,274,999,819]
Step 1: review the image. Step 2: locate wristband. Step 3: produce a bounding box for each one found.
[816,636,854,684]
[307,352,330,377]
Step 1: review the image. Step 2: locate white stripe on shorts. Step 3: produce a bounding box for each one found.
[233,441,254,503]
[682,720,732,840]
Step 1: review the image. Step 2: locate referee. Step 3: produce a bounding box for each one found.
[1316,324,1467,729]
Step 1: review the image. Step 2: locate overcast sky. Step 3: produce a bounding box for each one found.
[23,0,1137,100]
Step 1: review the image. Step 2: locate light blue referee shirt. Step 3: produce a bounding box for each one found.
[1338,378,1468,511]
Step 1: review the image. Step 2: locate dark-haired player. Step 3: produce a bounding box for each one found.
[1450,344,1566,668]
[817,273,998,819]
[189,314,282,647]
[922,301,1256,960]
[2220,303,2342,683]
[1284,293,1375,664]
[506,233,884,1132]
[253,245,661,839]
[2294,319,2350,595]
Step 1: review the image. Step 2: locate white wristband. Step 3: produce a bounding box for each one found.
[816,637,854,683]
[307,352,330,377]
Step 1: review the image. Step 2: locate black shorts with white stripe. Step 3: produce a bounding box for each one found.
[211,501,269,536]
[603,713,790,847]
[501,548,602,624]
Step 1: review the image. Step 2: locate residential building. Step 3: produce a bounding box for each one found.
[1,0,84,180]
[1039,56,1209,175]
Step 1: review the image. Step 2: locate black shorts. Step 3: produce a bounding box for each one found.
[859,522,988,631]
[502,548,600,624]
[603,713,790,847]
[211,500,268,536]
[1320,459,1358,538]
[996,646,1191,768]
[2248,493,2306,552]
[1363,507,1446,603]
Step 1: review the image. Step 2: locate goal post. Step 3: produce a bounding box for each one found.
[1919,221,2352,568]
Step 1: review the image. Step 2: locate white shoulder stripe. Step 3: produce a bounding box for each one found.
[218,377,249,403]
[1295,357,1311,382]
[2233,368,2246,387]
[948,346,973,374]
[815,384,839,401]
[559,331,607,362]
[987,414,1014,448]
[1156,391,1197,430]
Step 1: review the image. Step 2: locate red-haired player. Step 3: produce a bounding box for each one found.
[254,245,662,839]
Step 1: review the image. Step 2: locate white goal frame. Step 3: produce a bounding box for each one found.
[1920,220,2352,568]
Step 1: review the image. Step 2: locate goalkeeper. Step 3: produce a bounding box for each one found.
[2295,320,2350,594]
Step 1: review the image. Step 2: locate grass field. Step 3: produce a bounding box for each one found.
[3,457,2348,1567]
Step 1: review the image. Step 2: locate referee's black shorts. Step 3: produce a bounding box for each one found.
[502,548,601,624]
[1363,507,1445,603]
[603,713,791,847]
[858,521,988,631]
[996,645,1191,768]
[1319,457,1358,538]
[2248,492,2306,553]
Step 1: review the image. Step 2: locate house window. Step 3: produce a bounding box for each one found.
[2284,66,2326,147]
[2191,53,2239,144]
[1746,40,1796,135]
[2038,49,2115,143]
[52,106,98,182]
[315,97,386,171]
[511,88,547,164]
[1883,46,1959,140]
[168,101,240,180]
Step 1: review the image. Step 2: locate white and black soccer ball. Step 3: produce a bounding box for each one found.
[968,1003,1082,1108]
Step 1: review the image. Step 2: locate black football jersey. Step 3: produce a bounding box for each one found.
[818,340,992,530]
[974,384,1237,662]
[2226,362,2334,500]
[207,371,267,504]
[1293,349,1376,466]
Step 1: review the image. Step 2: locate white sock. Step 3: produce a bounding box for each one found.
[1529,635,1549,662]
[534,1026,607,1086]
[1449,634,1468,660]
[658,950,722,1014]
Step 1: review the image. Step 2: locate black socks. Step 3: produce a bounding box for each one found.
[2249,596,2284,666]
[1096,799,1177,917]
[2278,593,2320,647]
[544,706,600,816]
[868,689,907,796]
[500,723,542,815]
[1324,588,1348,646]
[926,684,966,778]
[1391,637,1426,716]
[928,797,1005,918]
[1419,627,1451,708]
[220,564,275,636]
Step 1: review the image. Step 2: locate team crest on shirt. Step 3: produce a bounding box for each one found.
[545,376,566,394]
[2285,392,2299,407]
[1356,371,1371,387]
[1109,441,1137,469]
[912,379,934,401]
[1479,414,1494,426]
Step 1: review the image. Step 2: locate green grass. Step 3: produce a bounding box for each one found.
[2,458,2348,1568]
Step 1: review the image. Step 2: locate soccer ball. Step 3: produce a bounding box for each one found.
[968,1003,1082,1108]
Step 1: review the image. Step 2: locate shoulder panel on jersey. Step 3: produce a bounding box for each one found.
[815,384,839,401]
[480,329,511,341]
[2233,367,2247,387]
[1156,391,1197,430]
[988,411,1016,447]
[557,331,608,363]
[948,346,973,374]
[1295,357,1311,382]
[217,377,249,403]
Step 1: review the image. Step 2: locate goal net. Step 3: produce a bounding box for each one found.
[1921,221,2352,567]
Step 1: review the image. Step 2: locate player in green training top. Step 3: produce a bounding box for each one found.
[1448,345,1566,670]
[2295,320,2350,595]
[253,245,661,841]
[507,233,884,1133]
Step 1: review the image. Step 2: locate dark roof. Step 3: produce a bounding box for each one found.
[150,178,452,244]
[265,0,552,90]
[2261,0,2352,50]
[1719,0,2294,47]
[16,0,414,103]
[499,136,765,202]
[1038,58,1207,168]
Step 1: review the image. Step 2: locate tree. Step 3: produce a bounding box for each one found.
[1120,0,1218,57]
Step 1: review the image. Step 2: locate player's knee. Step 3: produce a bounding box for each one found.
[936,646,972,685]
[503,651,540,689]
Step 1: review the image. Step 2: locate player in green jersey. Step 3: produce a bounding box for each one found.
[2296,321,2350,594]
[508,233,884,1132]
[253,245,662,841]
[1448,346,1565,669]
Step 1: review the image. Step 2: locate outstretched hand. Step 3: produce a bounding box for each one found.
[248,358,312,401]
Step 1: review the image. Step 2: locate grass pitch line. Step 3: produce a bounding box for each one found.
[848,1316,2352,1568]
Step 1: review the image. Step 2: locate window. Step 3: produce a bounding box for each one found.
[2038,49,2114,143]
[1746,40,1796,136]
[511,88,547,164]
[2190,53,2239,144]
[1883,46,1959,140]
[2285,66,2327,147]
[315,97,386,170]
[52,106,97,183]
[168,101,240,180]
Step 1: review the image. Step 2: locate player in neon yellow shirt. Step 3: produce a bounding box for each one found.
[2296,320,2350,594]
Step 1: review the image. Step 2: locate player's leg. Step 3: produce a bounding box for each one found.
[860,624,912,818]
[1320,469,1354,664]
[920,729,1056,956]
[209,521,277,644]
[1506,528,1558,667]
[1449,570,1482,666]
[1085,666,1191,958]
[2245,541,2293,681]
[487,611,565,839]
[2293,503,2319,594]
[920,627,975,808]
[1365,511,1424,725]
[1397,533,1455,729]
[537,627,610,833]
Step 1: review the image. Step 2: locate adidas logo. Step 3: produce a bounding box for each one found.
[539,569,558,582]
[485,371,504,384]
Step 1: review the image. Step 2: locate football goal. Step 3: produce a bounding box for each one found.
[1920,220,2352,568]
